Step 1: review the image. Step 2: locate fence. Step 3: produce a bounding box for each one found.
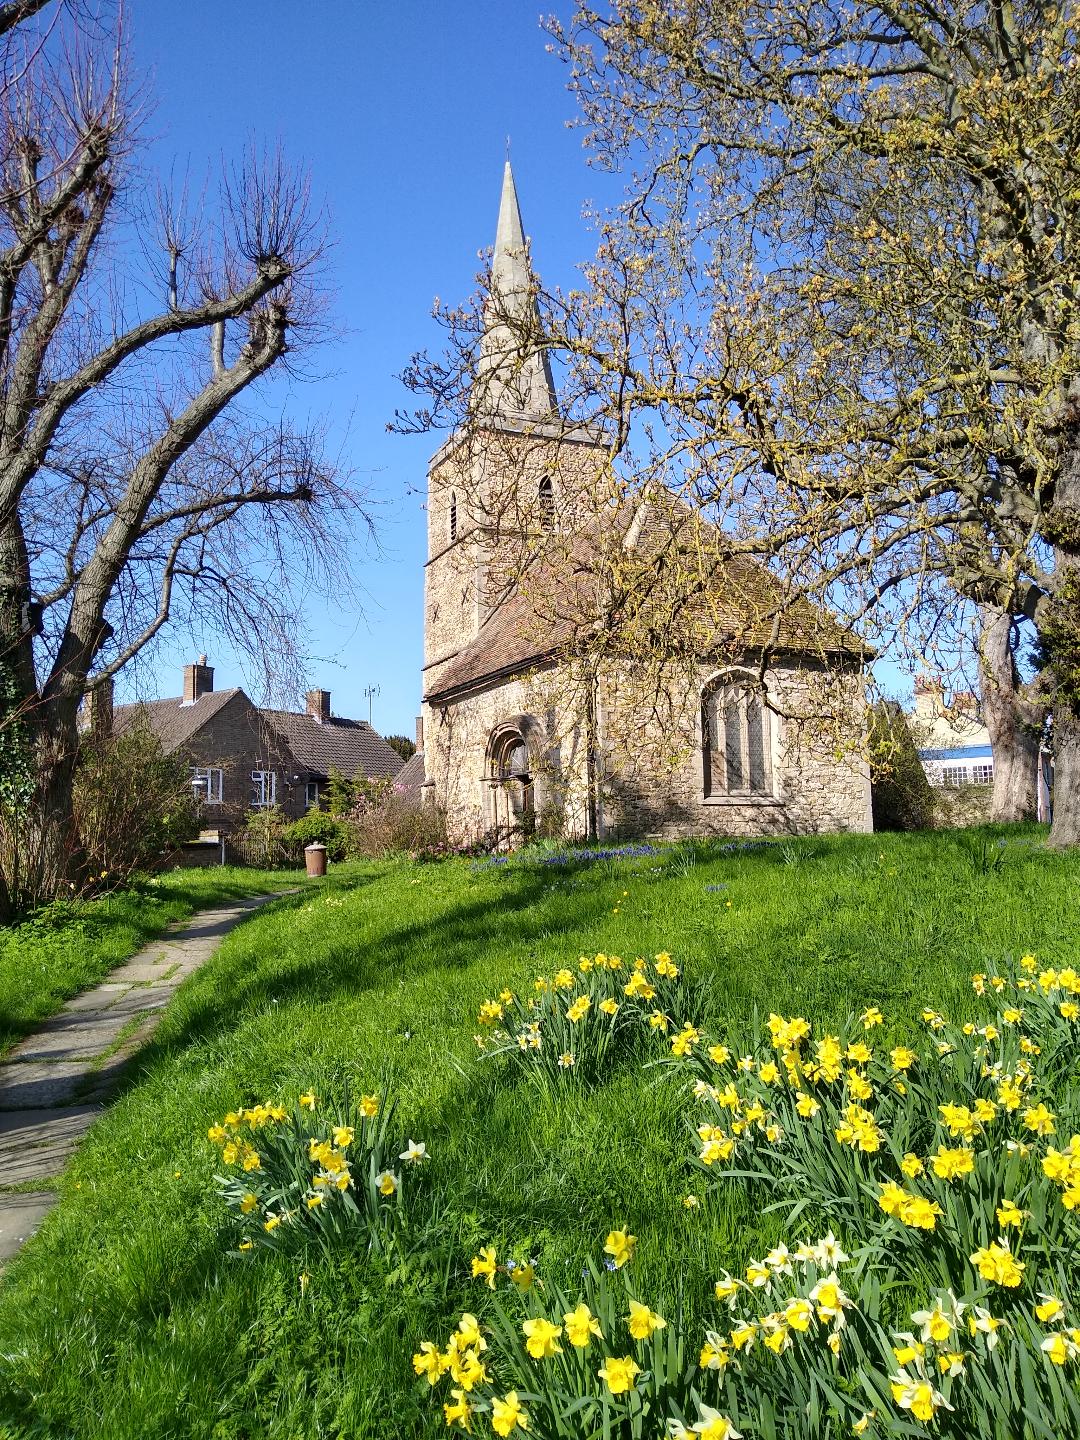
[222,832,305,869]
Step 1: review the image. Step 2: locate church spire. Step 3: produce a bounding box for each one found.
[475,160,558,422]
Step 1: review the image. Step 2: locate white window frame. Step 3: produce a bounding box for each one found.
[940,764,969,787]
[702,674,776,801]
[971,763,994,786]
[191,766,223,805]
[305,780,320,809]
[251,770,277,808]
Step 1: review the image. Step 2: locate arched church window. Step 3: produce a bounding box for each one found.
[449,492,458,543]
[702,673,773,798]
[491,728,530,781]
[538,475,555,528]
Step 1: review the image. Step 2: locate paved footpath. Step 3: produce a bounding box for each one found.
[0,891,288,1264]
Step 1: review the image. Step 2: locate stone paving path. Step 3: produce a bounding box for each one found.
[0,891,288,1264]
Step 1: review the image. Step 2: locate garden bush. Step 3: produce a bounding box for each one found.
[348,779,450,859]
[281,808,354,862]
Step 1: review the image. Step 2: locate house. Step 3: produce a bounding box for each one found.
[910,679,995,790]
[105,658,403,829]
[417,163,873,844]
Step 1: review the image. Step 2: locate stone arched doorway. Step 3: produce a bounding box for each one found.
[487,722,536,844]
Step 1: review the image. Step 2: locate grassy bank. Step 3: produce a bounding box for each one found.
[0,825,1075,1437]
[0,866,303,1055]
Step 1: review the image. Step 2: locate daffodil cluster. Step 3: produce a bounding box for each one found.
[209,1087,428,1256]
[473,951,690,1085]
[663,949,1080,1433]
[415,1237,739,1437]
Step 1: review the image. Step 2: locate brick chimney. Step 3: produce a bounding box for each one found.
[182,655,214,705]
[415,714,424,751]
[306,688,331,724]
[85,677,114,739]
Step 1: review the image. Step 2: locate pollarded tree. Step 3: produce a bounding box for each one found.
[0,3,361,910]
[539,1,1080,844]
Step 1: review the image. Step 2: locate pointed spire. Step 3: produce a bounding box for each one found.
[475,160,558,423]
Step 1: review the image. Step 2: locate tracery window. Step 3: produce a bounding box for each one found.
[702,675,773,798]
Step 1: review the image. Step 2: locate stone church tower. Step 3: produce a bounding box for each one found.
[418,165,873,845]
[422,161,605,709]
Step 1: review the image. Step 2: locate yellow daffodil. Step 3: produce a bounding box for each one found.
[471,1246,497,1287]
[626,1299,666,1339]
[522,1316,562,1359]
[491,1391,529,1435]
[359,1093,380,1118]
[970,1240,1025,1287]
[597,1354,641,1394]
[298,1092,316,1110]
[412,1340,445,1384]
[604,1229,637,1269]
[564,1301,603,1347]
[443,1387,473,1430]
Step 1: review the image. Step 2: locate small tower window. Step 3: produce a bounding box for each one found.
[538,475,554,528]
[449,491,457,542]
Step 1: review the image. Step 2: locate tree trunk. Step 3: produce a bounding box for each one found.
[977,605,1041,823]
[1045,417,1080,849]
[1048,703,1080,847]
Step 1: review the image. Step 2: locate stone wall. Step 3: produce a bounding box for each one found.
[598,659,872,839]
[422,668,592,844]
[424,656,872,845]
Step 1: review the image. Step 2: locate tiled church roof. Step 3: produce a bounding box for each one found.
[426,494,864,704]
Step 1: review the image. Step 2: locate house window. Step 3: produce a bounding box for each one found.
[305,780,320,808]
[971,763,994,786]
[940,765,968,787]
[191,767,223,804]
[449,491,457,543]
[538,475,555,528]
[702,676,773,798]
[251,770,277,808]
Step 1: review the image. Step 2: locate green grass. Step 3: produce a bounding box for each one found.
[0,865,303,1055]
[0,825,1076,1438]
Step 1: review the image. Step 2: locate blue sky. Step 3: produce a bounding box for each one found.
[127,1,620,737]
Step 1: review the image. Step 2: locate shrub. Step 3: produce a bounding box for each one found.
[71,715,199,886]
[868,701,936,831]
[348,780,450,860]
[281,808,352,862]
[473,951,691,1088]
[208,1085,430,1259]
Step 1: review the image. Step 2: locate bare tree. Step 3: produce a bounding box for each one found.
[0,3,362,909]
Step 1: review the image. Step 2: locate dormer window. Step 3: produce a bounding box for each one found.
[538,475,554,528]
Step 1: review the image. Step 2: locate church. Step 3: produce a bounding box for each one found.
[418,163,873,846]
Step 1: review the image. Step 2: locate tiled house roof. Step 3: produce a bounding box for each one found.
[426,494,864,703]
[115,691,404,783]
[394,750,426,795]
[260,710,404,782]
[113,689,243,747]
